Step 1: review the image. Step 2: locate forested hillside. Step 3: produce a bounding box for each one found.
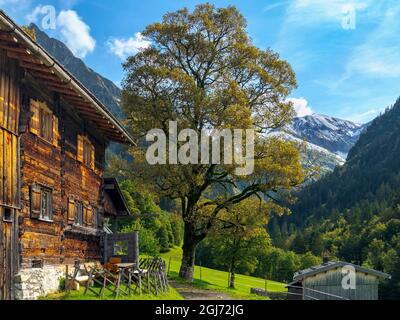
[270,98,400,299]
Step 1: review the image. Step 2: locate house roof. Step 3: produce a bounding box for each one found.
[103,178,131,216]
[293,261,391,281]
[0,10,135,145]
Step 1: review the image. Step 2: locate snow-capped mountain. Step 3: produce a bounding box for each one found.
[286,114,366,159]
[284,114,365,159]
[274,114,368,172]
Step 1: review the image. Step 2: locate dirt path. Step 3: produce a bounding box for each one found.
[170,281,236,300]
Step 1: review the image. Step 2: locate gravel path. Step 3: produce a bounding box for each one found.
[170,281,236,300]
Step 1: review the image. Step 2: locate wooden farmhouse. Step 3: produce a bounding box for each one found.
[0,11,135,300]
[287,260,391,300]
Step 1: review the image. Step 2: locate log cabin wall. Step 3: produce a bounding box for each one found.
[0,50,21,300]
[17,60,108,268]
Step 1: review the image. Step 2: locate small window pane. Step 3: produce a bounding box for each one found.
[74,201,85,226]
[40,188,53,221]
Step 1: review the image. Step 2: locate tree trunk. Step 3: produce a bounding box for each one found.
[229,272,235,289]
[179,222,197,281]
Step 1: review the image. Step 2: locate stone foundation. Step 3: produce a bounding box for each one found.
[14,265,67,300]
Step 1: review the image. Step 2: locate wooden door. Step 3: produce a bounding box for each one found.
[0,208,16,300]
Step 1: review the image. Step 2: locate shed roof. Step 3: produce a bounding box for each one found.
[0,10,135,145]
[293,261,391,281]
[103,177,131,216]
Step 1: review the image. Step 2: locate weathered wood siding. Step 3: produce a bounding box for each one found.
[303,267,379,300]
[0,51,20,300]
[17,61,107,268]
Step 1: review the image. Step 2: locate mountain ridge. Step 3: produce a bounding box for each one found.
[30,23,124,119]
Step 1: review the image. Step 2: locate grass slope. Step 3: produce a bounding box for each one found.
[43,247,286,300]
[162,247,287,299]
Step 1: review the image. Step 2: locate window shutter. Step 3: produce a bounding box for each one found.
[67,197,75,224]
[92,207,98,228]
[77,135,84,162]
[87,206,93,227]
[30,99,40,135]
[52,115,59,147]
[30,184,41,219]
[90,144,95,170]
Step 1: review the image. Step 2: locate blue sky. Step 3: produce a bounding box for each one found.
[2,0,400,123]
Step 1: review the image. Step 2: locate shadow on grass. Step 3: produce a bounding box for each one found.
[41,283,183,301]
[168,271,215,289]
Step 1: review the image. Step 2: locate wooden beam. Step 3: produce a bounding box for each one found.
[63,96,88,104]
[52,88,80,97]
[29,71,61,82]
[41,81,73,90]
[6,51,42,65]
[19,62,54,73]
[0,44,31,55]
[0,34,18,43]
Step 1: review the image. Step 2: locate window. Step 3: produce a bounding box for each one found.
[3,207,12,222]
[92,207,99,228]
[40,188,52,221]
[30,185,53,221]
[77,135,95,169]
[74,201,84,226]
[67,197,97,228]
[113,241,129,256]
[30,99,58,146]
[40,107,53,142]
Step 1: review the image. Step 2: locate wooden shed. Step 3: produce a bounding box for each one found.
[288,261,391,300]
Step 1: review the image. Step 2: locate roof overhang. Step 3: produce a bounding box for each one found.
[0,10,135,145]
[103,177,132,216]
[293,261,391,281]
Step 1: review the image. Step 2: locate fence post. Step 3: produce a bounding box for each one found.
[65,265,69,292]
[167,257,171,276]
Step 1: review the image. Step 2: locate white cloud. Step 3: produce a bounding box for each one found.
[345,4,400,78]
[26,5,44,23]
[347,108,383,123]
[287,97,313,117]
[284,0,374,27]
[107,33,151,60]
[56,10,96,58]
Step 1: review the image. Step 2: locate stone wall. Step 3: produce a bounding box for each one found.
[14,265,67,300]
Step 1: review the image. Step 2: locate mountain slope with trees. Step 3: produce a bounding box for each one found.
[30,23,124,119]
[270,98,400,299]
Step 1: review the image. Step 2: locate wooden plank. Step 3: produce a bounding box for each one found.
[0,213,3,298]
[6,61,13,131]
[29,71,61,82]
[3,56,9,130]
[6,51,41,65]
[0,33,18,43]
[0,53,4,128]
[0,44,30,55]
[6,131,12,205]
[14,76,20,133]
[12,134,18,206]
[0,130,3,205]
[19,62,53,73]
